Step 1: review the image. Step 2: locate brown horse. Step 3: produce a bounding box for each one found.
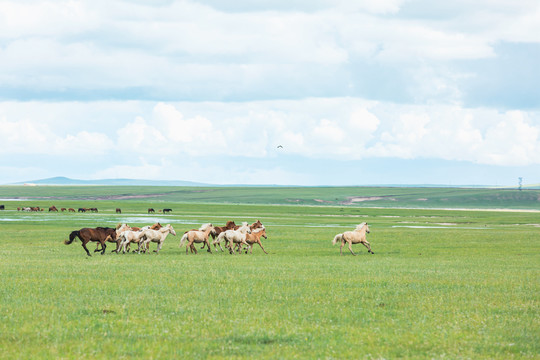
[64,227,117,256]
[49,206,58,212]
[116,208,121,214]
[242,227,268,254]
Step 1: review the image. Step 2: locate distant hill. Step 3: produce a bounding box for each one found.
[12,177,210,186]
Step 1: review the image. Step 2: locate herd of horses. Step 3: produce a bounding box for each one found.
[64,218,373,256]
[10,206,173,214]
[16,206,98,212]
[3,203,373,256]
[64,219,271,256]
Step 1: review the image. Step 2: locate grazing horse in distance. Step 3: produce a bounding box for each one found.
[64,227,117,256]
[78,208,86,213]
[148,208,155,214]
[0,205,5,210]
[163,208,172,213]
[116,208,121,214]
[333,222,374,256]
[68,208,75,212]
[61,208,67,212]
[49,206,58,212]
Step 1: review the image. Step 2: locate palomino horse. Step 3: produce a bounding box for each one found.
[199,220,237,251]
[333,222,374,256]
[179,223,214,254]
[98,223,162,253]
[138,224,176,254]
[115,223,163,253]
[64,227,117,256]
[242,227,268,254]
[214,222,252,254]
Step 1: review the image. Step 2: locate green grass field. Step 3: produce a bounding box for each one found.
[0,186,538,359]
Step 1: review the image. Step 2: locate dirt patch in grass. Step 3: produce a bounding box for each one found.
[342,196,396,205]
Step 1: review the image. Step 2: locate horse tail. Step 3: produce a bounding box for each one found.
[332,233,343,246]
[179,233,188,248]
[64,230,80,245]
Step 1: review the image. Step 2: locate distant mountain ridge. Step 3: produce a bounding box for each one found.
[7,177,539,189]
[12,176,210,186]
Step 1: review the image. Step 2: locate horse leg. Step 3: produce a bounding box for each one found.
[205,239,212,253]
[100,240,106,255]
[215,239,224,252]
[348,241,357,256]
[81,240,91,257]
[340,240,344,256]
[362,240,374,254]
[112,239,121,253]
[257,241,268,254]
[155,241,162,253]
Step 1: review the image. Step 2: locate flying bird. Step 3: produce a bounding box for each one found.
[277,145,283,149]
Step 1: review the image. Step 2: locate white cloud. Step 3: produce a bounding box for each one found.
[2,99,539,168]
[3,0,537,104]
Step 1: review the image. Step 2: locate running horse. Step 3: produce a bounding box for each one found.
[199,220,237,251]
[242,227,268,254]
[332,222,374,256]
[64,227,117,256]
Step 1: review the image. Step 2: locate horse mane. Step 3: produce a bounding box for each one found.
[199,223,213,231]
[355,222,367,231]
[253,226,265,233]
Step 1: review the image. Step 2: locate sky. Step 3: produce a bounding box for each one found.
[1,0,539,186]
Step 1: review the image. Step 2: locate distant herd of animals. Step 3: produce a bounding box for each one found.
[1,204,374,256]
[0,205,173,213]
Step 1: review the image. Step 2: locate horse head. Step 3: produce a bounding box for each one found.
[165,224,176,236]
[255,227,267,239]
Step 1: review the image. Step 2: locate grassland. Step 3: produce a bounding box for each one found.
[0,186,538,359]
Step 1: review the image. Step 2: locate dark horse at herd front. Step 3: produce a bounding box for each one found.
[64,227,116,256]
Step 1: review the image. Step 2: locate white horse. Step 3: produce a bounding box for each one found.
[333,222,373,256]
[214,222,252,254]
[179,223,214,255]
[112,223,159,253]
[138,224,176,253]
[117,229,146,254]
